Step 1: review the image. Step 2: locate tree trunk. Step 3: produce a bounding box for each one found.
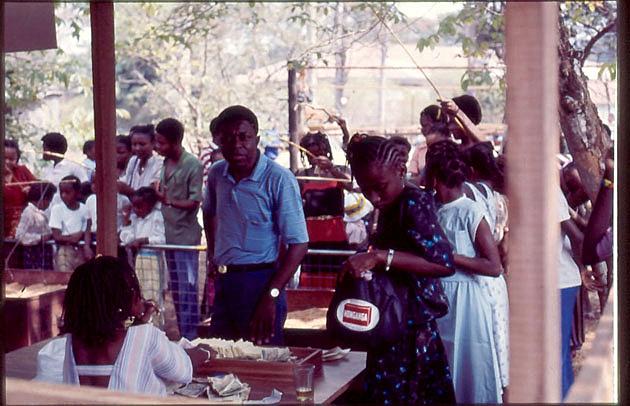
[334,2,348,115]
[557,16,612,202]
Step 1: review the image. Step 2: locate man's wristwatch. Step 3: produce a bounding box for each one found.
[269,288,280,299]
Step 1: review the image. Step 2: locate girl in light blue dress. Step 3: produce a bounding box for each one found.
[425,140,504,403]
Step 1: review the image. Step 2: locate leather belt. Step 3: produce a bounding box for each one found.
[222,262,275,273]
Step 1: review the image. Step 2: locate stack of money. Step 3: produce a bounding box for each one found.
[191,337,292,361]
[208,373,251,401]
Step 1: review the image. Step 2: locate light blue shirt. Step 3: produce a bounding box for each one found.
[204,153,308,265]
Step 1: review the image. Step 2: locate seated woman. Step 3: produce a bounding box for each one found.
[36,256,212,396]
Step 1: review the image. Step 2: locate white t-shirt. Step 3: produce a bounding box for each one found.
[557,190,582,289]
[123,155,163,191]
[86,194,131,233]
[119,208,166,246]
[15,203,51,246]
[49,202,90,236]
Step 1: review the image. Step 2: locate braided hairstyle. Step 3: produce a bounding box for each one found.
[462,141,505,194]
[346,135,408,178]
[61,256,141,347]
[425,139,469,189]
[299,131,333,167]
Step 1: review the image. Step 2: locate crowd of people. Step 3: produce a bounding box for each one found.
[3,95,613,402]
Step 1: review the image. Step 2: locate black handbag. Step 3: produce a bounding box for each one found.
[326,270,410,349]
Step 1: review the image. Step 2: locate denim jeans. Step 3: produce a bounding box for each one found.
[166,250,199,340]
[561,286,579,400]
[207,266,287,345]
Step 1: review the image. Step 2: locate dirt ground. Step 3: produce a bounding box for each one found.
[572,289,605,377]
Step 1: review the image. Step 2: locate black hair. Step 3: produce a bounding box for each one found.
[420,104,442,122]
[462,141,505,193]
[427,122,451,138]
[83,140,95,155]
[80,181,94,202]
[346,135,407,176]
[214,105,259,135]
[116,135,132,151]
[60,175,82,193]
[61,256,140,347]
[155,118,184,144]
[4,139,21,161]
[41,132,68,154]
[27,182,56,203]
[452,94,482,125]
[300,131,333,166]
[425,139,469,189]
[133,186,159,209]
[129,124,155,141]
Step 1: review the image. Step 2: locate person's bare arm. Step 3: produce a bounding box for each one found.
[453,219,503,277]
[343,249,454,279]
[582,152,613,265]
[249,242,308,344]
[562,218,584,267]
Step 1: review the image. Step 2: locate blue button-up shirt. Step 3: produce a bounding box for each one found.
[204,153,308,265]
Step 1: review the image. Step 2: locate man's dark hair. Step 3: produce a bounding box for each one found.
[60,175,82,192]
[155,118,184,144]
[452,94,482,125]
[116,135,132,151]
[4,139,21,161]
[61,256,141,347]
[130,124,155,141]
[83,140,95,155]
[42,132,68,154]
[27,182,56,203]
[133,186,159,209]
[214,105,258,135]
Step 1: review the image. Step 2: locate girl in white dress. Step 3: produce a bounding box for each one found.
[463,142,510,399]
[425,140,504,403]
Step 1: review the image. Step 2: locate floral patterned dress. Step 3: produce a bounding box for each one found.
[364,185,456,404]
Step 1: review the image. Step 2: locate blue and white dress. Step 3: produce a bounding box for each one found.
[435,195,502,403]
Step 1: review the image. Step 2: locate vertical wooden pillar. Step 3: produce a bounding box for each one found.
[617,1,628,404]
[0,1,5,263]
[505,3,561,402]
[288,62,299,172]
[90,2,117,256]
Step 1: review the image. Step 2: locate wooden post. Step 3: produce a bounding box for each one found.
[1,1,5,268]
[90,2,118,256]
[288,61,299,172]
[505,3,561,402]
[617,1,628,404]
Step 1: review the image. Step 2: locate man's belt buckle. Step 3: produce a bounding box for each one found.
[218,265,227,274]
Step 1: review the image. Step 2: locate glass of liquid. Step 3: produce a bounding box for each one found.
[293,364,315,403]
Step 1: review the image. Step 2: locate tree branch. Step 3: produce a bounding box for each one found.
[580,19,616,66]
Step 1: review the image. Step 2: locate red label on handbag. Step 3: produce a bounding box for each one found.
[342,303,372,327]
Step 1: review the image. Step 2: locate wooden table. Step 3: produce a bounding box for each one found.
[5,339,366,404]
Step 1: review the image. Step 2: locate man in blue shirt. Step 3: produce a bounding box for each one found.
[203,105,308,345]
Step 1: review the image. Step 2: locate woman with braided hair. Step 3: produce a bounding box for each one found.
[35,256,214,395]
[425,139,504,403]
[341,135,456,404]
[295,131,351,250]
